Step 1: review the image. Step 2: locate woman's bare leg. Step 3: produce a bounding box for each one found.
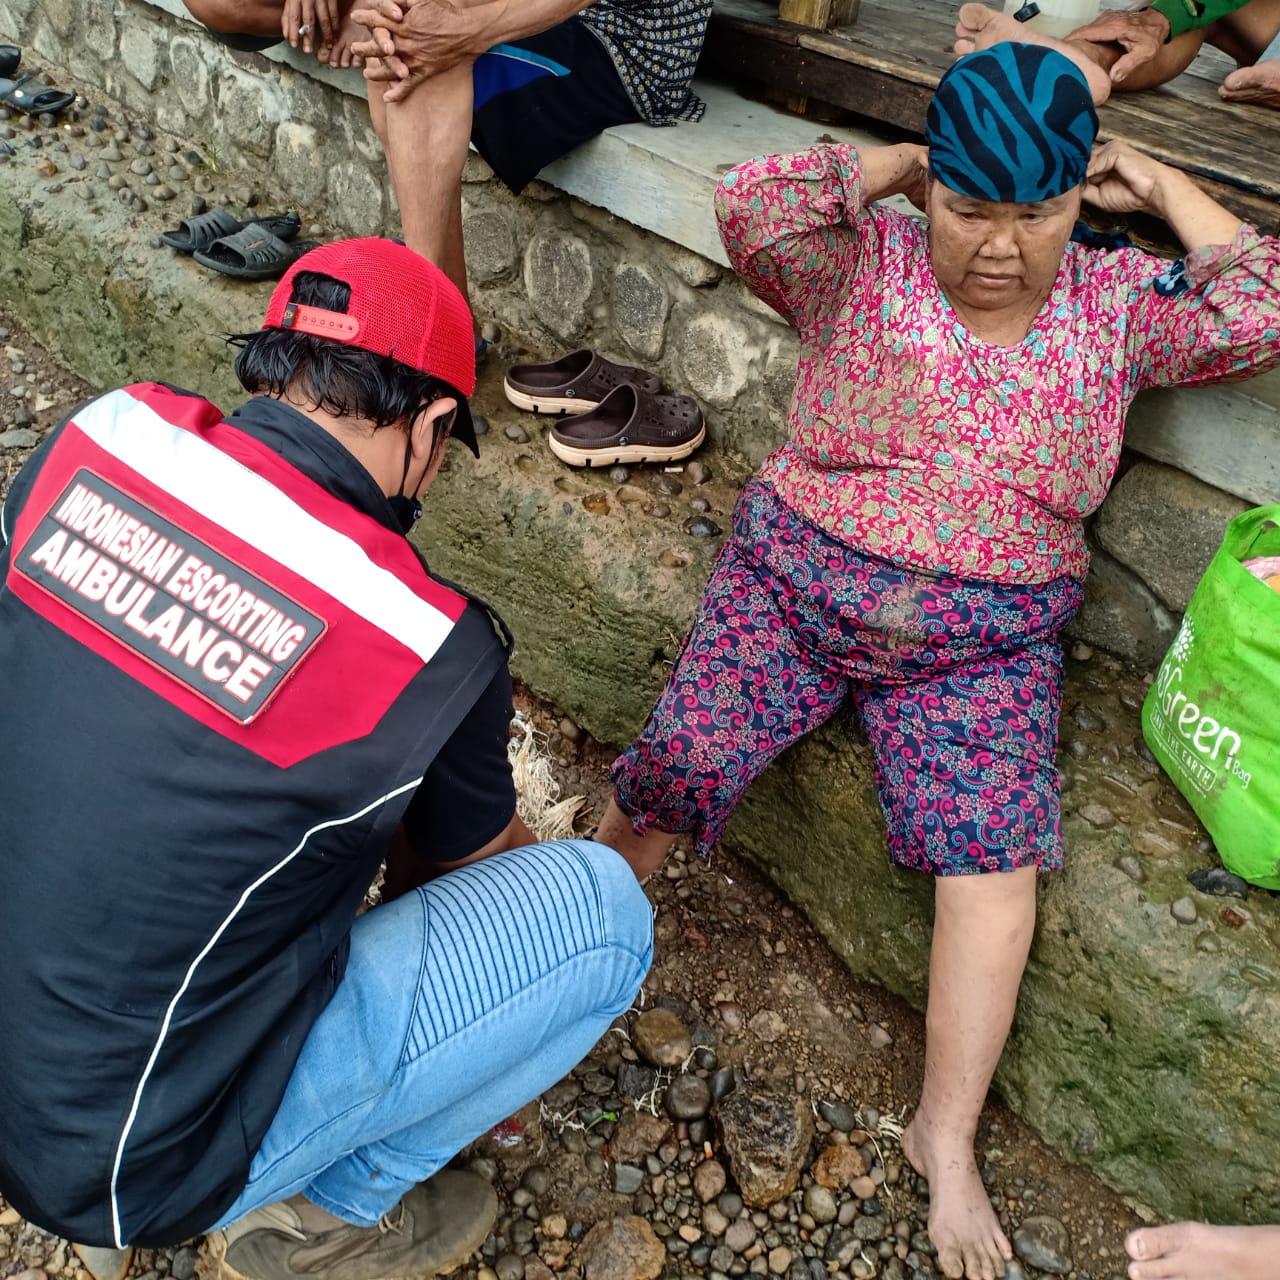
[902,866,1037,1280]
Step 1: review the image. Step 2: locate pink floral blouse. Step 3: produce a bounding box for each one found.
[715,144,1280,584]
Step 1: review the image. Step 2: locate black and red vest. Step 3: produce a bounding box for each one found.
[0,385,507,1248]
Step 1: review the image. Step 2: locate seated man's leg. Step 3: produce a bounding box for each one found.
[368,63,475,301]
[181,0,286,40]
[602,480,849,880]
[856,576,1080,1280]
[1126,1221,1280,1280]
[210,840,651,1272]
[369,18,639,307]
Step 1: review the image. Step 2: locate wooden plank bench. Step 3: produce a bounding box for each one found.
[703,0,1280,233]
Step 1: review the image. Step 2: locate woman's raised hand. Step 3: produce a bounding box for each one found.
[1083,140,1165,215]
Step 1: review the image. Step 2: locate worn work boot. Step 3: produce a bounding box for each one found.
[71,1245,134,1280]
[211,1170,497,1280]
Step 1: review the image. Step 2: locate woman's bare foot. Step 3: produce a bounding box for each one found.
[1220,59,1280,107]
[320,14,368,66]
[1126,1222,1280,1280]
[902,1111,1012,1280]
[953,3,1114,104]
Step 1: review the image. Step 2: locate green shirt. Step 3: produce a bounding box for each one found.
[1148,0,1249,39]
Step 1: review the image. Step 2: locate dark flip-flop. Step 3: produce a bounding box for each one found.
[193,224,319,281]
[0,73,74,117]
[0,46,19,79]
[160,207,301,254]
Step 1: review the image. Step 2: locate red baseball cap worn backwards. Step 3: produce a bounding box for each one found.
[262,237,481,456]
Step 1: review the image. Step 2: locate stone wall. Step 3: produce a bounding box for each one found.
[4,0,1278,670]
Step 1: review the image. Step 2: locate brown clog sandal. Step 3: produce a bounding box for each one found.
[504,348,663,415]
[548,384,705,468]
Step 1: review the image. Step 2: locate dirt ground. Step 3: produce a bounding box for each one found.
[0,317,1143,1280]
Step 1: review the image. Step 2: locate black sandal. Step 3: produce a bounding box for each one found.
[0,73,74,117]
[160,207,301,255]
[193,224,319,281]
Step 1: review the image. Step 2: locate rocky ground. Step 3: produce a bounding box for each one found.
[0,319,1149,1280]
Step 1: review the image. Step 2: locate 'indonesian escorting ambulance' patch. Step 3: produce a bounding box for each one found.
[16,471,324,722]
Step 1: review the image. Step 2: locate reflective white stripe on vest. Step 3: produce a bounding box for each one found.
[73,389,456,664]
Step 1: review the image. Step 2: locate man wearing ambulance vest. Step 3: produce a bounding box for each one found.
[0,238,653,1280]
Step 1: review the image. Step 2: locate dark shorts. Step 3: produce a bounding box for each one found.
[202,26,285,52]
[200,19,639,193]
[611,479,1085,877]
[471,20,641,193]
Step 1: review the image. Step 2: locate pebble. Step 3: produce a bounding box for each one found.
[1011,1215,1072,1275]
[709,1066,740,1102]
[649,502,671,519]
[803,1186,838,1225]
[678,1224,702,1244]
[1071,704,1106,732]
[655,474,683,496]
[665,1073,711,1120]
[867,1024,892,1049]
[34,156,57,177]
[504,424,529,443]
[1077,803,1116,829]
[818,1099,856,1131]
[617,484,648,504]
[495,1255,524,1280]
[725,1220,757,1252]
[633,1007,692,1067]
[701,1203,729,1236]
[68,153,86,171]
[1116,855,1145,883]
[685,515,723,538]
[613,1163,645,1194]
[689,496,710,513]
[101,143,123,161]
[167,164,187,182]
[686,459,712,485]
[608,465,630,484]
[1171,897,1198,925]
[191,193,208,215]
[718,1191,744,1219]
[1188,867,1249,898]
[145,171,160,185]
[170,1248,198,1280]
[0,428,40,449]
[693,1158,727,1204]
[578,1217,665,1280]
[0,1206,21,1226]
[768,1246,793,1274]
[95,160,112,178]
[153,185,176,201]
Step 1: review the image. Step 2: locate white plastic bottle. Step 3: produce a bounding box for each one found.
[1002,0,1101,38]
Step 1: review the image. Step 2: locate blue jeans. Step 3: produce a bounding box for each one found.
[211,840,652,1228]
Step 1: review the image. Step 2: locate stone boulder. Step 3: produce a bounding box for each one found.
[716,1087,815,1207]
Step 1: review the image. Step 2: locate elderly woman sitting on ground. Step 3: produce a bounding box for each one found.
[594,41,1280,1280]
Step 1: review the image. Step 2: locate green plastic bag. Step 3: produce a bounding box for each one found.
[1142,505,1280,889]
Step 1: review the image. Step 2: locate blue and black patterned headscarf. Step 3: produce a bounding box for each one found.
[925,42,1098,203]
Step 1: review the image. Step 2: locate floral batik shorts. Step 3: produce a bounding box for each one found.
[611,479,1085,876]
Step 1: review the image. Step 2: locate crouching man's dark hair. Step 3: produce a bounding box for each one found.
[230,272,459,430]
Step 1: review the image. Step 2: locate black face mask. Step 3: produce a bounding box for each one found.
[391,399,454,533]
[387,494,423,534]
[390,432,425,533]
